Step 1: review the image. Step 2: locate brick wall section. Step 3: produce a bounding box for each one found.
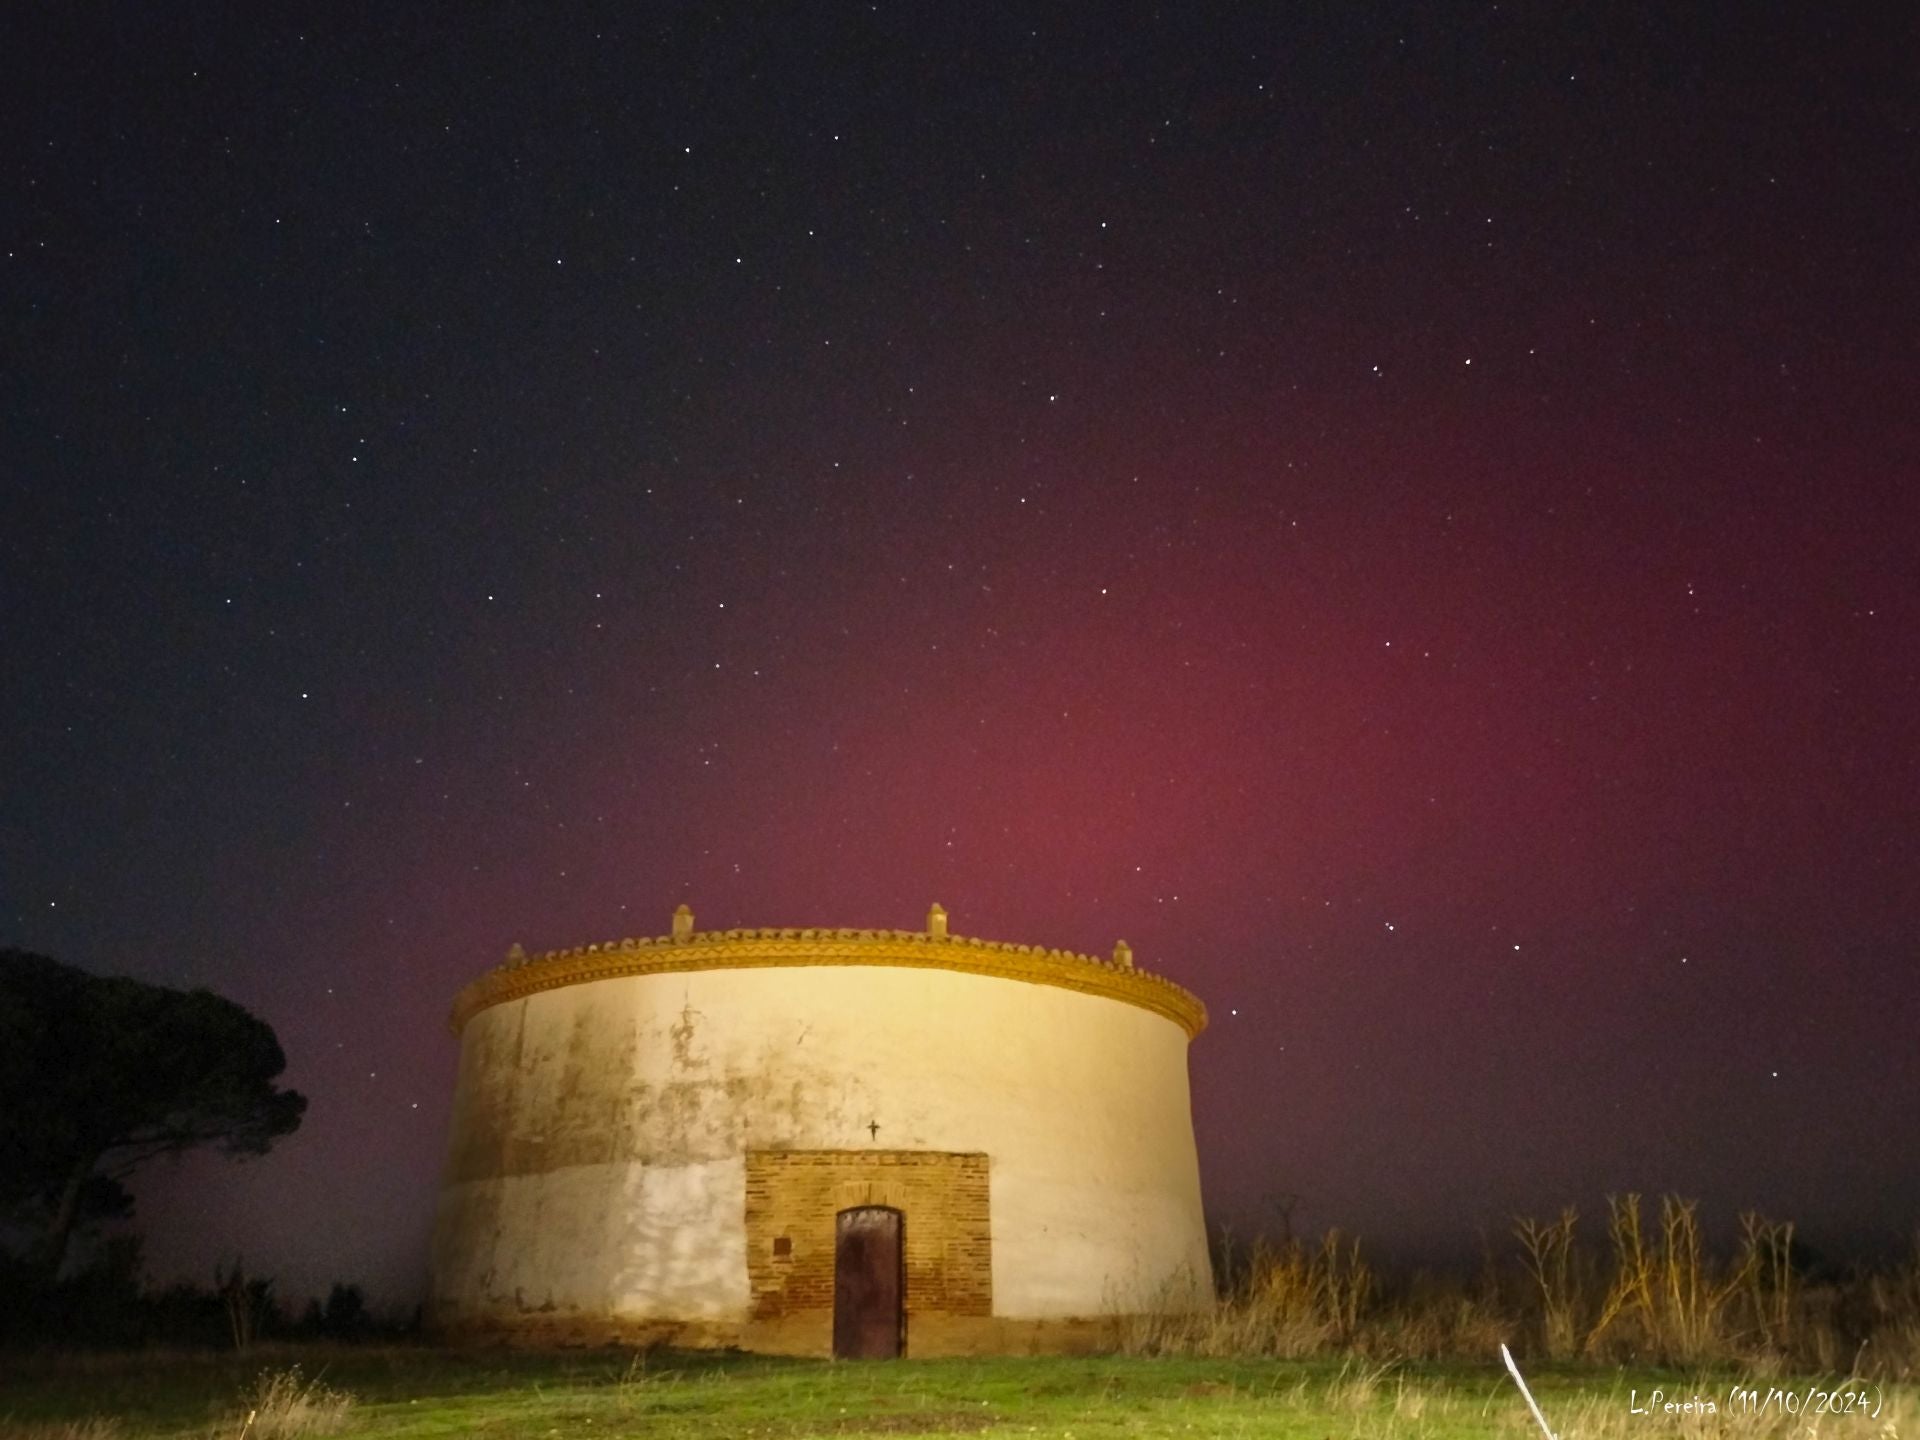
[744,1150,991,1324]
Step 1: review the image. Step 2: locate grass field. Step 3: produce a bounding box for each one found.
[0,1347,1911,1440]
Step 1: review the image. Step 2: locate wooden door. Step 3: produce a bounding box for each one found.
[832,1206,903,1358]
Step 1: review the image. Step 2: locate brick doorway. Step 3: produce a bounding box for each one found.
[832,1206,903,1358]
[745,1150,990,1354]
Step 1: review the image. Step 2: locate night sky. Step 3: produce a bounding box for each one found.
[5,5,1916,1308]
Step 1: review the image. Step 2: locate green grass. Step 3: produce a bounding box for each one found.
[0,1347,1911,1440]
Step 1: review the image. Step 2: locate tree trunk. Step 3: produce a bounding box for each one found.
[38,1157,97,1281]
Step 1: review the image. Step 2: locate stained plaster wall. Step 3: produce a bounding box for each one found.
[430,963,1207,1339]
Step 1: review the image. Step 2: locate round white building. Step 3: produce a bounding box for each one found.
[429,904,1209,1356]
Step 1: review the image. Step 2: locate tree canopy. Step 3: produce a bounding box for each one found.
[0,949,306,1277]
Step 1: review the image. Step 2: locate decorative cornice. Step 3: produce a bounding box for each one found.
[449,924,1207,1039]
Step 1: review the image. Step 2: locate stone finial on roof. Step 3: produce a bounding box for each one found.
[506,942,526,966]
[1113,940,1133,970]
[672,904,694,943]
[927,902,948,939]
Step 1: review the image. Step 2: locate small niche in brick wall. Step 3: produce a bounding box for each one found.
[772,1236,792,1257]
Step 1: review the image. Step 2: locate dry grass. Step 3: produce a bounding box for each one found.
[1580,1192,1780,1364]
[1118,1196,1920,1379]
[217,1366,352,1439]
[1118,1231,1377,1358]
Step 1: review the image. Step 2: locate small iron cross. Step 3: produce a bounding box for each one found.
[866,1120,880,1141]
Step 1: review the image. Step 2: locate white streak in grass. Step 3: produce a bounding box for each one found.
[1501,1343,1557,1440]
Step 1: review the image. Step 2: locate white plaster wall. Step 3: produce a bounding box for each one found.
[432,963,1208,1325]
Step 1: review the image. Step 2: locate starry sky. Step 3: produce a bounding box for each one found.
[4,5,1916,1307]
